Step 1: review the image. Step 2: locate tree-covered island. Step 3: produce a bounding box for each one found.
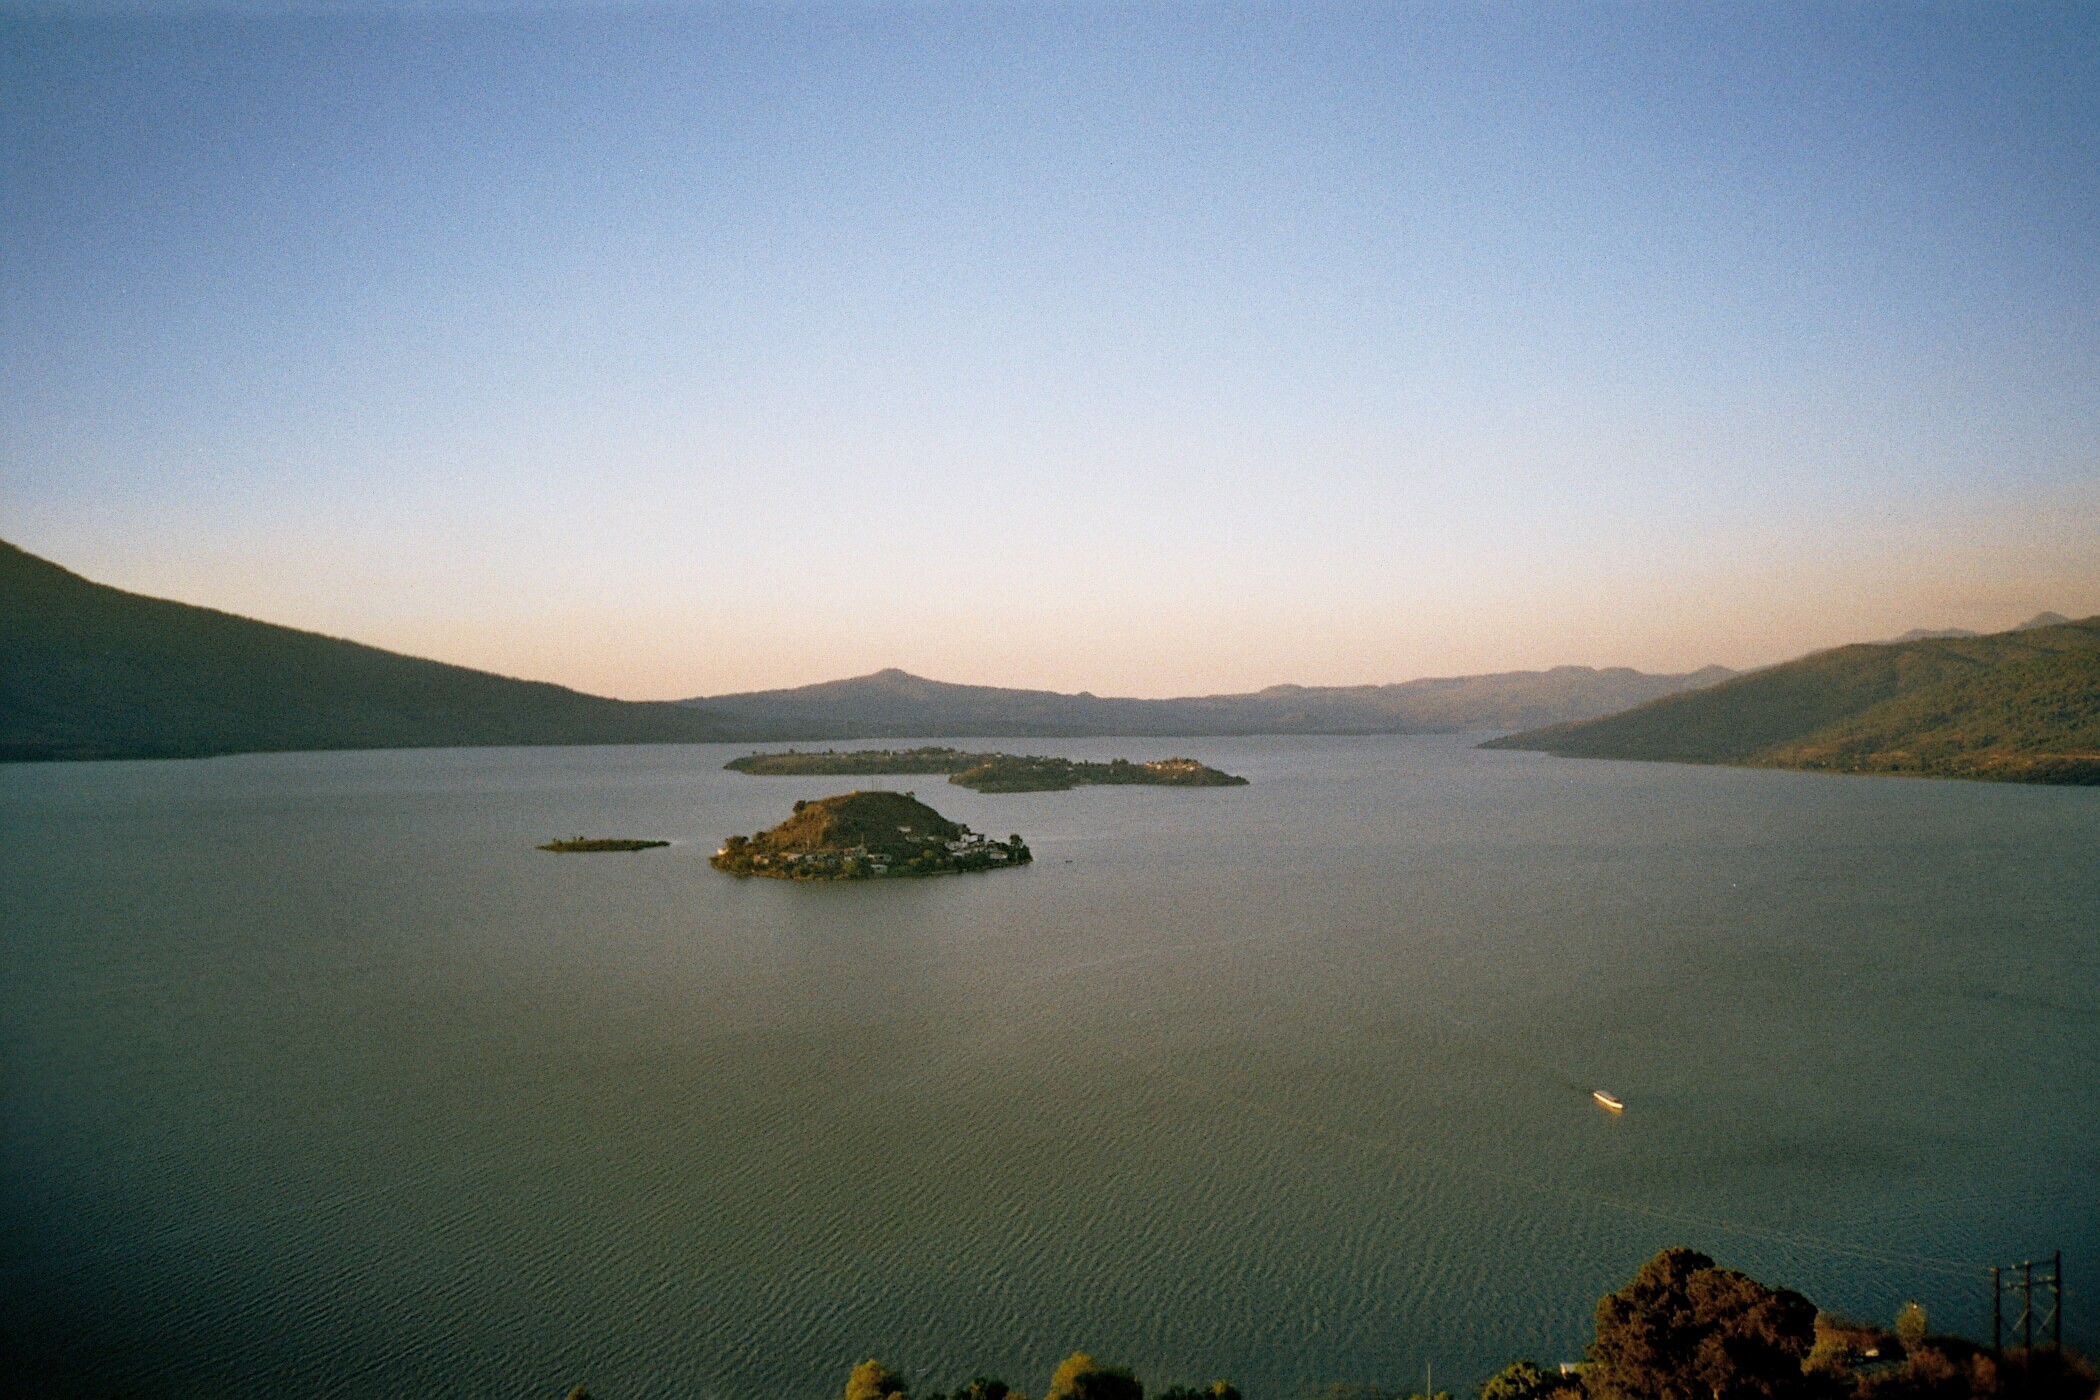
[538,837,670,852]
[725,746,1249,793]
[710,789,1031,880]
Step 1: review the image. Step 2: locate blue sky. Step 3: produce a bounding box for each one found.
[4,2,2096,697]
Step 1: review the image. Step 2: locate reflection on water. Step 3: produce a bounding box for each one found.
[2,736,2094,1398]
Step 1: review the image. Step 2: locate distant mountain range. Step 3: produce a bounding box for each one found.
[1886,611,2069,642]
[2,538,1742,761]
[0,541,739,761]
[1484,615,2100,784]
[30,535,2084,777]
[683,664,1737,740]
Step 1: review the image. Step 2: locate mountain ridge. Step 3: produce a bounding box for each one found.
[1482,616,2100,783]
[684,662,1739,739]
[0,540,743,761]
[5,537,1740,760]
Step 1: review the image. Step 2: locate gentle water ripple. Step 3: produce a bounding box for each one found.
[3,736,2095,1398]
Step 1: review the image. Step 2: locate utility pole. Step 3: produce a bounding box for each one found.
[1993,1266,2002,1356]
[2024,1260,2034,1353]
[1988,1255,2065,1363]
[2052,1251,2063,1351]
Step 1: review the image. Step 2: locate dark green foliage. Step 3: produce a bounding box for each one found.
[951,754,1248,792]
[1805,1315,1892,1377]
[710,790,1030,880]
[726,747,1248,791]
[846,1360,911,1400]
[1761,648,2100,782]
[536,838,669,852]
[1585,1247,1818,1400]
[1478,1360,1567,1400]
[1047,1353,1143,1400]
[924,1376,1014,1400]
[1484,617,2100,784]
[812,1247,2092,1400]
[1854,1338,2095,1400]
[1156,1384,1241,1400]
[1894,1306,1928,1354]
[0,539,741,762]
[727,746,987,776]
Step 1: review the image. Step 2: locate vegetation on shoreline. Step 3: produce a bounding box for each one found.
[1483,616,2100,784]
[537,837,669,853]
[726,747,1250,792]
[710,790,1030,880]
[566,1249,2080,1400]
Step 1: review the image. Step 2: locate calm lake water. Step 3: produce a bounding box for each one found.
[3,736,2095,1398]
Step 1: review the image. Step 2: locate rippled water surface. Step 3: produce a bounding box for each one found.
[3,737,2095,1398]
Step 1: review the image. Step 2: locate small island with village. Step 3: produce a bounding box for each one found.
[725,746,1249,793]
[710,789,1032,880]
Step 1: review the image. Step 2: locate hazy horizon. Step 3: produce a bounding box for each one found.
[6,2,2098,700]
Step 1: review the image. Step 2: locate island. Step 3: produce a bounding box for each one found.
[724,746,1249,793]
[710,790,1031,880]
[538,837,671,853]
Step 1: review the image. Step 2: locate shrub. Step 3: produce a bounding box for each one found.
[1586,1248,1817,1400]
[1048,1353,1143,1400]
[848,1359,911,1400]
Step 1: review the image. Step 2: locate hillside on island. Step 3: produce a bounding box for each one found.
[727,747,1249,792]
[1483,615,2100,783]
[711,790,1030,879]
[0,540,742,761]
[687,664,1737,739]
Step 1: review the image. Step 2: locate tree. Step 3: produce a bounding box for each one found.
[847,1359,911,1400]
[1048,1353,1144,1400]
[1586,1248,1818,1400]
[1157,1383,1240,1400]
[1479,1361,1554,1400]
[1895,1305,1927,1354]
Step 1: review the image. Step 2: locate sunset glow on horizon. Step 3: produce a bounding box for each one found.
[5,2,2097,700]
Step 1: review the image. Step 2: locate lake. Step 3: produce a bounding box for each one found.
[2,735,2094,1398]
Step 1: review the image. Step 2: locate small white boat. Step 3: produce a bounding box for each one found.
[1592,1090,1625,1112]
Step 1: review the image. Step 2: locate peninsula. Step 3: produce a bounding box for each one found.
[1482,614,2100,784]
[725,747,1249,793]
[710,790,1031,880]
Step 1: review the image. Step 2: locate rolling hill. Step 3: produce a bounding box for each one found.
[0,540,741,761]
[3,537,1739,761]
[1482,616,2100,783]
[686,663,1736,739]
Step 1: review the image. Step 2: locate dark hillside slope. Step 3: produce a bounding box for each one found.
[1483,617,2100,783]
[0,541,738,761]
[1762,646,2100,782]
